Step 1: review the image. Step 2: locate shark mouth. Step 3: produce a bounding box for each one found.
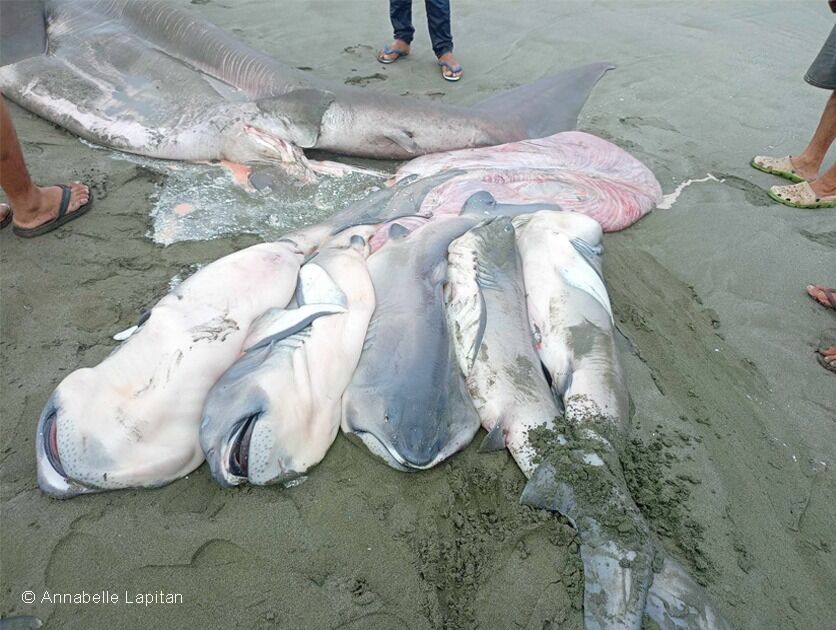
[41,410,68,479]
[243,124,301,163]
[36,406,95,498]
[224,412,261,482]
[351,429,445,472]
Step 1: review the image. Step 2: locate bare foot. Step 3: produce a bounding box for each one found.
[437,51,462,80]
[11,182,90,230]
[817,346,836,373]
[789,156,820,182]
[378,39,410,63]
[806,284,836,310]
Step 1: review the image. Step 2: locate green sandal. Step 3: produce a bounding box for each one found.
[751,155,805,183]
[768,182,836,209]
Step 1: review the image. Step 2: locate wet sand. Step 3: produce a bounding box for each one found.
[1,1,834,628]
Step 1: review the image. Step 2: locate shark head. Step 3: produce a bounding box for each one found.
[199,342,310,487]
[342,388,448,471]
[246,88,336,152]
[36,368,202,498]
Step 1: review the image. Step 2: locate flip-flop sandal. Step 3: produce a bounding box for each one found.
[768,181,836,209]
[12,185,93,238]
[438,60,462,82]
[0,204,11,229]
[377,45,409,64]
[816,348,836,374]
[751,155,806,183]
[807,285,836,310]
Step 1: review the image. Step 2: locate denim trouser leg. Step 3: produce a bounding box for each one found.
[389,0,415,44]
[425,0,453,57]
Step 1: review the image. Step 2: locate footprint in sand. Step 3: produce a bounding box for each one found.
[344,73,388,86]
[343,44,375,57]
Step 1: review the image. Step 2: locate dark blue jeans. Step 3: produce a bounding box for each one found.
[389,0,453,57]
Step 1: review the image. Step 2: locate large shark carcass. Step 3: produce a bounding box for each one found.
[0,0,612,181]
[9,3,731,621]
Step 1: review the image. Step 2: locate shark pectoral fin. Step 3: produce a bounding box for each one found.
[645,555,733,630]
[385,129,422,154]
[255,88,335,148]
[296,262,348,308]
[570,237,604,271]
[112,325,138,342]
[111,307,152,341]
[478,423,507,452]
[472,62,614,137]
[244,302,346,352]
[560,254,612,320]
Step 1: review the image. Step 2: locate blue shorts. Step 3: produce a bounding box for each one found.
[805,25,836,90]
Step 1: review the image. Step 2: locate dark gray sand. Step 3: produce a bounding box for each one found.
[1,1,834,628]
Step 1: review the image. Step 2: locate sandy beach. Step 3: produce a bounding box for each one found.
[1,1,834,628]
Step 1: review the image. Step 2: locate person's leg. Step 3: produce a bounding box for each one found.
[790,91,836,181]
[425,0,461,80]
[806,284,836,374]
[767,98,836,207]
[810,162,836,198]
[0,94,89,230]
[754,26,836,182]
[379,0,414,62]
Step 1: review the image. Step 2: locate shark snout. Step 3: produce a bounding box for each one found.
[391,417,446,470]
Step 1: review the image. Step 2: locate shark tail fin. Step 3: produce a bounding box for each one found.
[472,62,614,137]
[521,461,653,630]
[645,555,733,630]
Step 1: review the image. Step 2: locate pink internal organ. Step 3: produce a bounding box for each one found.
[393,132,662,232]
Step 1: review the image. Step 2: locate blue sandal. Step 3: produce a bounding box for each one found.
[438,59,463,82]
[377,45,409,64]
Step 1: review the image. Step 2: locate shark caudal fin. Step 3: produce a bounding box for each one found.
[521,460,653,630]
[644,555,733,630]
[473,62,614,138]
